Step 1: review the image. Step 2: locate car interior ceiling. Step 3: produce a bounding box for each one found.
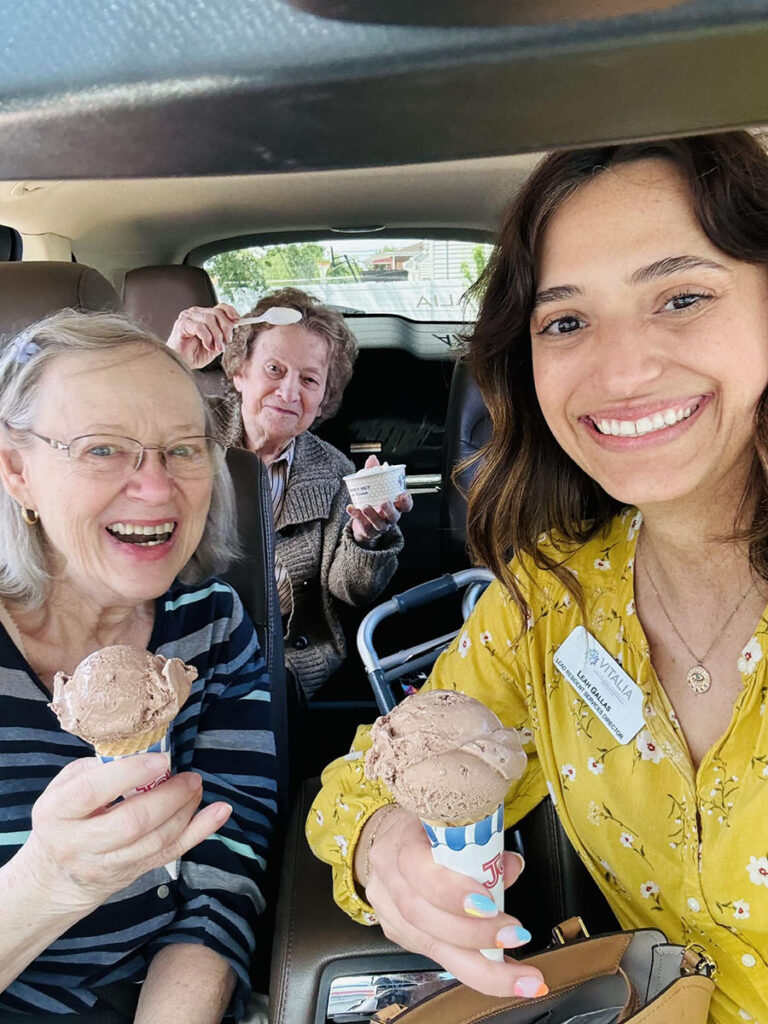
[4,0,768,1020]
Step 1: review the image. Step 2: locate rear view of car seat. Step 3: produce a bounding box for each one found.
[123,264,227,398]
[0,261,124,334]
[440,357,491,569]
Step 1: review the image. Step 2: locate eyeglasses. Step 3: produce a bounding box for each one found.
[15,428,224,480]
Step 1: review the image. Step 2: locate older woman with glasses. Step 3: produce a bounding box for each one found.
[0,310,277,1023]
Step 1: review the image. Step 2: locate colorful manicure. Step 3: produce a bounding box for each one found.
[495,925,532,948]
[462,893,499,918]
[514,977,549,999]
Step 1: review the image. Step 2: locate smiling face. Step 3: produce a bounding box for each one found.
[6,344,213,608]
[233,324,330,457]
[530,158,768,513]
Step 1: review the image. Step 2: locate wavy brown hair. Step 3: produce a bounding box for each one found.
[465,130,768,608]
[220,286,357,445]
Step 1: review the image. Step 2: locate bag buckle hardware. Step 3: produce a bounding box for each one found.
[552,916,590,946]
[372,1005,409,1023]
[681,944,717,979]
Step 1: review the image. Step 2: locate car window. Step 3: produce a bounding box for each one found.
[203,236,493,321]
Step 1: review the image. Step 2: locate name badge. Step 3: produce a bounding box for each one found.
[553,626,644,744]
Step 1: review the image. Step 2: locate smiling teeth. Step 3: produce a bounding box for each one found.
[594,405,695,437]
[108,521,174,536]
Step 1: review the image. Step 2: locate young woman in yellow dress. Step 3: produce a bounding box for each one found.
[306,131,768,1023]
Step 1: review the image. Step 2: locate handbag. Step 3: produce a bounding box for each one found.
[371,917,715,1024]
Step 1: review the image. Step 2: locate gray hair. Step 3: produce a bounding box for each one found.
[0,309,238,607]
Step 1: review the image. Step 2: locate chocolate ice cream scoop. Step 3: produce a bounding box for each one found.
[49,645,197,748]
[365,690,527,825]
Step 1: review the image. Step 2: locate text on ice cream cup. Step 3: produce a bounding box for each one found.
[343,463,407,509]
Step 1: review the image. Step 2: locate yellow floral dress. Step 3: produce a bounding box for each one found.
[307,509,768,1024]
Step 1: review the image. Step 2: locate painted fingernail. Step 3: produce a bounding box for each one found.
[510,852,525,873]
[463,893,499,918]
[514,977,549,999]
[495,925,532,948]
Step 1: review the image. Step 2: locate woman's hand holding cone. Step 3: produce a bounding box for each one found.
[14,755,231,915]
[356,806,547,999]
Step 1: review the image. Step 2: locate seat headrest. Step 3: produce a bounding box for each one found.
[123,265,217,342]
[0,262,122,338]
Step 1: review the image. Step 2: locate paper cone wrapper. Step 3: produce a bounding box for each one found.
[422,804,505,961]
[96,730,178,880]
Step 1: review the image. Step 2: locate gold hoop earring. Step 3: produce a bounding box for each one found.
[21,508,40,526]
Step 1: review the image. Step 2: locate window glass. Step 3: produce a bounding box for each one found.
[203,237,492,321]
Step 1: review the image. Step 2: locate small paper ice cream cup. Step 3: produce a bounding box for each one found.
[343,463,407,509]
[422,803,505,961]
[96,730,178,880]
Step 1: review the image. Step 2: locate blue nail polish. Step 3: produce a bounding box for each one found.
[463,893,499,918]
[495,924,532,947]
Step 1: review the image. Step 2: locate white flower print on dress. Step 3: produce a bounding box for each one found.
[479,630,493,646]
[747,856,768,887]
[334,835,349,856]
[594,558,611,571]
[636,729,665,764]
[362,911,378,925]
[627,512,643,540]
[519,727,534,745]
[625,599,636,617]
[561,764,576,782]
[620,832,634,848]
[738,637,763,675]
[315,809,324,825]
[587,801,603,825]
[458,631,472,658]
[733,899,751,920]
[640,880,659,898]
[587,757,604,775]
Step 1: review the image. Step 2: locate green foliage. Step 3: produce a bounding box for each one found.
[259,242,324,284]
[206,249,266,301]
[206,242,326,300]
[460,244,491,288]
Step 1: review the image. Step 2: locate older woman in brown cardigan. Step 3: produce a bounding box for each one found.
[168,287,412,698]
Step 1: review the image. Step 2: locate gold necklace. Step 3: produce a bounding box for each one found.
[639,535,755,695]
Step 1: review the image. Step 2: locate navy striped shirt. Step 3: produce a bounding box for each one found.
[0,579,277,1018]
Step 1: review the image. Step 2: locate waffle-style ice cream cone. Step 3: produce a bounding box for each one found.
[50,646,197,880]
[94,723,169,758]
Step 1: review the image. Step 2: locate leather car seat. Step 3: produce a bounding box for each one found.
[439,357,491,569]
[122,264,227,399]
[123,264,217,340]
[0,261,123,336]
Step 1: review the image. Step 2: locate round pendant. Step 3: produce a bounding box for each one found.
[687,665,711,694]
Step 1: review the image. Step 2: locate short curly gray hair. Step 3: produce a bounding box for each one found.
[0,309,238,608]
[222,286,357,429]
